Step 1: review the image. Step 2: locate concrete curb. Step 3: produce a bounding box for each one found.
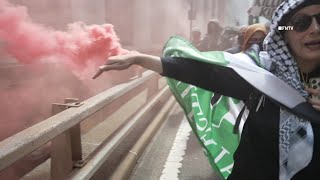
[109,96,177,180]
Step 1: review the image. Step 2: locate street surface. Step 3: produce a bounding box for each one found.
[130,105,222,180]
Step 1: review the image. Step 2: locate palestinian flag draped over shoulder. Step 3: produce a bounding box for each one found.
[163,36,247,180]
[162,36,320,179]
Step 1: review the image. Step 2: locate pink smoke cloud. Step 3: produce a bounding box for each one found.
[0,0,128,70]
[0,3,134,178]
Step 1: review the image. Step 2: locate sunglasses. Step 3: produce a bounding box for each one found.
[290,12,320,32]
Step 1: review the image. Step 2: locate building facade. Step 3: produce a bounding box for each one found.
[9,0,225,52]
[8,0,252,53]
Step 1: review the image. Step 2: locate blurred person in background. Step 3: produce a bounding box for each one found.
[198,19,223,51]
[241,23,267,51]
[218,26,239,51]
[190,28,201,49]
[225,25,248,54]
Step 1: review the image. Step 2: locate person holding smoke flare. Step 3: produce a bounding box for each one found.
[93,0,320,179]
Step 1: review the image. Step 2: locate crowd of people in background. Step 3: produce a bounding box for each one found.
[190,19,270,54]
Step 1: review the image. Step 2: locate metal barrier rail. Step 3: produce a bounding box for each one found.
[69,86,171,180]
[0,70,167,179]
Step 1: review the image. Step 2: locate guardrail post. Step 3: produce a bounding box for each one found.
[64,98,83,163]
[50,98,84,180]
[51,103,73,180]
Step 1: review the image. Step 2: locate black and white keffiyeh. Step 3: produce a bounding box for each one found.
[264,0,317,179]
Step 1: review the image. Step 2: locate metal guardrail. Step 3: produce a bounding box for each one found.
[0,70,171,179]
[69,86,171,180]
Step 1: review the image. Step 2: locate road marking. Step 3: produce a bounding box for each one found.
[159,117,192,180]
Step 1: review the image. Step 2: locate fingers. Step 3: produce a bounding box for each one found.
[306,87,320,95]
[92,68,103,79]
[305,87,320,111]
[92,53,137,79]
[92,63,130,79]
[92,65,106,79]
[309,97,320,105]
[105,58,121,65]
[306,88,320,111]
[306,88,320,100]
[312,105,320,111]
[92,58,119,79]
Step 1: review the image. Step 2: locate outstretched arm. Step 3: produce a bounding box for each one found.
[92,52,163,79]
[93,52,253,101]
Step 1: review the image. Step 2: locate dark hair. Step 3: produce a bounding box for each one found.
[207,20,222,34]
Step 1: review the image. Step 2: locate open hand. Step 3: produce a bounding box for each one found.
[92,51,140,79]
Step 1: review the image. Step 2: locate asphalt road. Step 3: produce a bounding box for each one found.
[130,105,222,180]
